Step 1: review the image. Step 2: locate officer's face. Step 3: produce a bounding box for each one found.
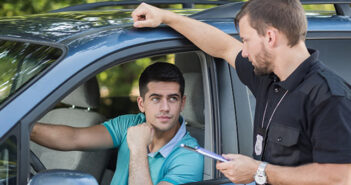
[239,15,274,75]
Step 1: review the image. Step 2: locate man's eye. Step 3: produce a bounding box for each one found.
[169,97,178,102]
[152,97,160,102]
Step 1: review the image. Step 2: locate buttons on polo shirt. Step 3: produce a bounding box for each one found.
[277,136,283,142]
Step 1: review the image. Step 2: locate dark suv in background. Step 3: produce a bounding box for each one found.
[0,0,350,184]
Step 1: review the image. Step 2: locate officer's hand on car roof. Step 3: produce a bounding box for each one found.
[132,2,166,28]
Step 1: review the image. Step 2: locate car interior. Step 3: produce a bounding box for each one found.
[29,51,214,184]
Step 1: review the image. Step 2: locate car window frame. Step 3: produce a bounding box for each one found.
[19,38,220,184]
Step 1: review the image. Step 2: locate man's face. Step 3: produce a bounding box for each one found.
[137,81,185,132]
[239,15,274,75]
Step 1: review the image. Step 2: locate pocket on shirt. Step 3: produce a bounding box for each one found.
[265,123,300,165]
[268,123,300,146]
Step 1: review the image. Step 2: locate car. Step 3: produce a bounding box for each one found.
[0,0,351,184]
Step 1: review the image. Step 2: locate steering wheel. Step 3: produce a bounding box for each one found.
[30,150,46,174]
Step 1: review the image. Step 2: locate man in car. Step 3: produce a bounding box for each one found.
[131,0,351,184]
[31,62,204,185]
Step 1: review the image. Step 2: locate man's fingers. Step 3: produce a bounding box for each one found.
[132,3,152,27]
[134,19,156,28]
[222,154,237,160]
[217,159,232,170]
[132,2,163,28]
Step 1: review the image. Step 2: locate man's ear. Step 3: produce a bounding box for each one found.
[137,96,145,112]
[266,27,278,48]
[180,95,186,112]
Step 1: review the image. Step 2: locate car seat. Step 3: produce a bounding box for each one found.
[30,77,109,182]
[175,52,205,147]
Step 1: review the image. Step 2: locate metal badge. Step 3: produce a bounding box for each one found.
[255,134,264,156]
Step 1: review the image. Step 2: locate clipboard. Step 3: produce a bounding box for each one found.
[180,144,228,162]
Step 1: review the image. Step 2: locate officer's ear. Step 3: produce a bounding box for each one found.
[265,27,279,48]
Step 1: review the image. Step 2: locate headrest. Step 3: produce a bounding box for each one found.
[61,77,100,109]
[182,73,204,128]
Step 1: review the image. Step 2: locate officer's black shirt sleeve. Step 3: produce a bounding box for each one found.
[310,96,351,163]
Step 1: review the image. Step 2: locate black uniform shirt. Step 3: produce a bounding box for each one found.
[235,49,351,166]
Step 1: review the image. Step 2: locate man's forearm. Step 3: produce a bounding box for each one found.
[31,123,78,151]
[161,10,241,66]
[128,148,153,185]
[266,163,351,185]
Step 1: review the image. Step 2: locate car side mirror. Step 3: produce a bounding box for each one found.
[29,169,98,185]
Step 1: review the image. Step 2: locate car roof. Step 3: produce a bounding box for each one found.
[0,1,351,45]
[0,9,202,43]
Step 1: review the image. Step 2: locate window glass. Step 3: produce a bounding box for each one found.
[0,136,17,185]
[0,40,63,106]
[306,39,351,84]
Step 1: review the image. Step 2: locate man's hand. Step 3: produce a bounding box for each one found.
[127,123,154,152]
[132,2,166,28]
[216,154,260,184]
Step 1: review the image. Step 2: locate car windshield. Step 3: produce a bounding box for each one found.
[0,40,62,106]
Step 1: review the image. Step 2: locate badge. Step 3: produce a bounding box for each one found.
[255,134,263,156]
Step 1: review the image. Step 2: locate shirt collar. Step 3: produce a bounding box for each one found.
[148,116,186,158]
[276,49,319,91]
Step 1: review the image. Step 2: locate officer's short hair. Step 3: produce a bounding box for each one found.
[235,0,307,47]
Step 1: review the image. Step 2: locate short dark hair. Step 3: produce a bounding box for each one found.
[235,0,307,47]
[139,62,185,98]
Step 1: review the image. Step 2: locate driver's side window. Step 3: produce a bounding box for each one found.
[0,135,17,185]
[29,51,207,184]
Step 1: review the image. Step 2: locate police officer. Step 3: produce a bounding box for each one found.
[131,0,351,184]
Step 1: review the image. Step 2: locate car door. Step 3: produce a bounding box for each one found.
[13,31,235,184]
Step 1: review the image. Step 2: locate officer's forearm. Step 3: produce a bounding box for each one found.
[162,10,241,67]
[266,163,351,185]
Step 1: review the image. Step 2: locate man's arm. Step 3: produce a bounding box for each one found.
[31,123,114,151]
[127,123,174,185]
[127,123,154,185]
[132,3,242,67]
[216,154,351,185]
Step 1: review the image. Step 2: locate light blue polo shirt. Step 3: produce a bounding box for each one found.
[103,113,204,185]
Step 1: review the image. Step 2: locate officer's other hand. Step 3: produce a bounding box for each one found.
[132,3,164,28]
[216,154,260,184]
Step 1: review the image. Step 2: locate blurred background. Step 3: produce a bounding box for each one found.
[0,0,245,16]
[0,0,338,17]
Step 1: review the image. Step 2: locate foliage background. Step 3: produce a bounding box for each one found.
[0,0,104,16]
[0,0,246,17]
